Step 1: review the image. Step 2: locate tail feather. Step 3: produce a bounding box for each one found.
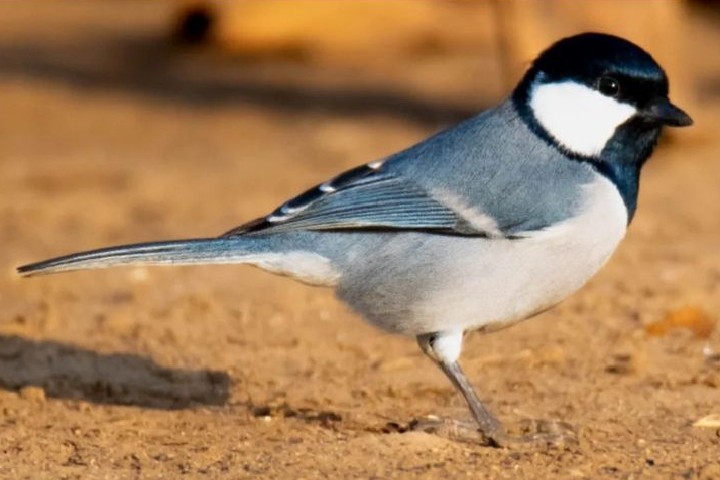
[17,238,260,277]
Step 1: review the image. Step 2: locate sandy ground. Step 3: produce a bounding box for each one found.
[1,3,720,479]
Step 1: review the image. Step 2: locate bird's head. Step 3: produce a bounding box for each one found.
[513,32,692,161]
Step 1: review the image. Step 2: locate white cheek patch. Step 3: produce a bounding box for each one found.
[529,80,637,157]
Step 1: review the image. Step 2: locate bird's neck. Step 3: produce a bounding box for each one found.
[596,120,662,223]
[511,80,662,224]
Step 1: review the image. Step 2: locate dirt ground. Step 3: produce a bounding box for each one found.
[1,2,720,479]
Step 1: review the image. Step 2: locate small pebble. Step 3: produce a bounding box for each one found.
[19,386,46,403]
[645,306,715,339]
[693,414,720,428]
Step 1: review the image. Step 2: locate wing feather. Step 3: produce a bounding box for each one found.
[223,162,488,237]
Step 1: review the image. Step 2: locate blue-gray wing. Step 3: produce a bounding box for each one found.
[223,162,488,237]
[224,101,597,239]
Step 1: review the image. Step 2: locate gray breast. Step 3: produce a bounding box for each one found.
[333,173,627,336]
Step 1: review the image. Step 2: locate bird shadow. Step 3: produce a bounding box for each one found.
[0,334,229,409]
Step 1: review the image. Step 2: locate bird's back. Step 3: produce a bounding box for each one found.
[383,99,599,235]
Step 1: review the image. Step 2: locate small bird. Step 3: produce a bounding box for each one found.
[18,33,692,446]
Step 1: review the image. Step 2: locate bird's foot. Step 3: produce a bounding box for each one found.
[499,418,578,449]
[409,416,498,446]
[408,416,577,449]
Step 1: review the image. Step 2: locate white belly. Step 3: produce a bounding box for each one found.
[344,174,629,335]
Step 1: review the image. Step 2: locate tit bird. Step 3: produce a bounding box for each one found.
[18,33,692,446]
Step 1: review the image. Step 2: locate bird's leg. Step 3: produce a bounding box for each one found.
[415,331,577,449]
[416,331,507,446]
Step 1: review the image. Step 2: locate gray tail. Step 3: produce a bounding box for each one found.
[17,237,262,277]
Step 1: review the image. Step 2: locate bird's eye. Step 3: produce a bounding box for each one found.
[597,76,620,97]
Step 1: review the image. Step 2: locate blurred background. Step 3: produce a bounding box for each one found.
[1,1,719,478]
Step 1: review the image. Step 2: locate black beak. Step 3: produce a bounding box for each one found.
[643,97,693,127]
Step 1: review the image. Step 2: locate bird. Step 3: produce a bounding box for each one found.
[18,32,692,447]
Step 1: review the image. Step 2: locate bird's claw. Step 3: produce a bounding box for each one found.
[409,416,577,449]
[499,418,579,449]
